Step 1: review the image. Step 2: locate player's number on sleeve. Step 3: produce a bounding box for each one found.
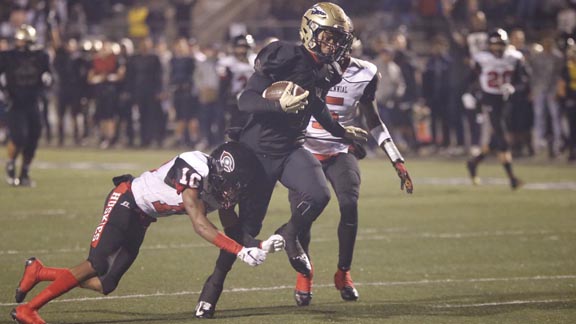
[487,70,513,89]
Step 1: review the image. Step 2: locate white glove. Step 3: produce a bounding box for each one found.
[461,93,477,110]
[343,126,368,143]
[261,234,285,253]
[237,247,267,267]
[279,82,309,114]
[501,83,515,101]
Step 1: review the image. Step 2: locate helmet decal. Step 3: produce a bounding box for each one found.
[311,5,327,18]
[219,151,235,173]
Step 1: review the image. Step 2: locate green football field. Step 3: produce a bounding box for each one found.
[1,148,575,324]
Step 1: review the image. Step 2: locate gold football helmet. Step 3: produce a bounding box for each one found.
[14,24,37,44]
[300,2,353,63]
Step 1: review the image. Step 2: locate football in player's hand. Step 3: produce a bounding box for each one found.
[262,81,306,100]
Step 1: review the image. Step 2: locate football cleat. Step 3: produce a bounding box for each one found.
[510,177,524,190]
[294,272,313,306]
[15,257,43,303]
[11,304,46,324]
[195,301,215,319]
[18,176,36,188]
[334,269,359,301]
[5,161,18,186]
[466,160,481,185]
[294,290,312,307]
[275,224,311,276]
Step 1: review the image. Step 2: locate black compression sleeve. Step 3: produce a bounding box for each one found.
[238,72,283,113]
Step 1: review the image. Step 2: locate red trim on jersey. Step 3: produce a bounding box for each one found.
[91,182,130,248]
[326,96,344,105]
[212,232,243,255]
[313,153,338,162]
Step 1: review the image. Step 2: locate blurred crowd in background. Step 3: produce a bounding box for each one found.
[1,0,576,162]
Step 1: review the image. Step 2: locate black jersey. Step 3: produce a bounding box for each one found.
[0,48,50,103]
[237,41,345,156]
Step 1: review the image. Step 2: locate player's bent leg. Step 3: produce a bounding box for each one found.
[275,222,311,276]
[196,250,237,318]
[334,268,359,301]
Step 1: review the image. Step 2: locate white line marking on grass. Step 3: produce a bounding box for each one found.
[1,275,574,307]
[419,177,576,190]
[435,298,576,308]
[3,229,575,256]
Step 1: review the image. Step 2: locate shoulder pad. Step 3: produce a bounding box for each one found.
[254,41,302,79]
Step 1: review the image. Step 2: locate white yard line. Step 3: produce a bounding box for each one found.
[0,275,574,307]
[2,229,574,256]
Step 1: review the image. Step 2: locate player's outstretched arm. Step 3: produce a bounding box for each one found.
[359,100,413,194]
[182,189,267,266]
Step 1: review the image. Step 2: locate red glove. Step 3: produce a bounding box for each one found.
[394,162,413,194]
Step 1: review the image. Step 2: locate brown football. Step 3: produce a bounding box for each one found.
[262,81,306,100]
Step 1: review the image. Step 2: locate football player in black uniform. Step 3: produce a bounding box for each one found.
[0,25,51,187]
[10,142,284,324]
[194,2,368,318]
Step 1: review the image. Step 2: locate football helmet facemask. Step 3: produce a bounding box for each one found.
[202,142,259,210]
[300,2,354,64]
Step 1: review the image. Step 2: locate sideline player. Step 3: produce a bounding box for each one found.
[466,29,524,189]
[10,142,284,324]
[0,25,51,187]
[194,2,368,318]
[296,50,414,306]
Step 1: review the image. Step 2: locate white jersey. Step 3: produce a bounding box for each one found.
[217,54,256,95]
[305,58,377,156]
[131,151,210,218]
[473,48,523,95]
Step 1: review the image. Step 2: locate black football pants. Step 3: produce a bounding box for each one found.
[198,147,331,305]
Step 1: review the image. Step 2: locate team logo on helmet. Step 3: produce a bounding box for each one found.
[311,5,327,17]
[219,151,235,173]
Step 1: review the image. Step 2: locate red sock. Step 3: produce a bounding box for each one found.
[296,264,314,292]
[38,267,67,282]
[28,269,79,310]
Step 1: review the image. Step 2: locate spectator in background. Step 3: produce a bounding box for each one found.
[559,43,576,161]
[112,39,134,148]
[174,0,196,38]
[467,11,489,57]
[53,37,90,146]
[507,28,534,157]
[127,1,149,40]
[88,40,123,149]
[391,32,420,153]
[422,35,452,150]
[170,37,197,147]
[125,37,163,148]
[146,1,166,44]
[195,44,223,149]
[374,46,405,151]
[528,34,564,157]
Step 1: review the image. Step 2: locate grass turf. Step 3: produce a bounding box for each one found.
[1,148,575,324]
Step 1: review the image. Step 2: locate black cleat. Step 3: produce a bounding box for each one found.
[275,224,311,276]
[510,177,524,190]
[294,290,312,306]
[466,160,480,185]
[18,176,36,188]
[339,286,359,301]
[195,301,215,319]
[5,161,18,186]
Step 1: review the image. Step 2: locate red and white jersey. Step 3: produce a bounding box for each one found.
[131,151,209,218]
[473,48,523,95]
[217,54,256,95]
[305,57,377,156]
